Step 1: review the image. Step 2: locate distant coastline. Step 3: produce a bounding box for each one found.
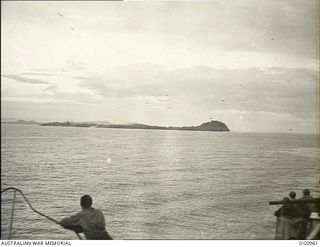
[41,120,230,132]
[2,119,230,132]
[96,121,230,132]
[1,119,41,125]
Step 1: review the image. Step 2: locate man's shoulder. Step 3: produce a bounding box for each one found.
[84,207,104,214]
[90,207,99,211]
[93,208,104,214]
[303,195,313,199]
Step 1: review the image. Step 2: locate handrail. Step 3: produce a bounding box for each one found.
[269,197,320,205]
[1,187,82,240]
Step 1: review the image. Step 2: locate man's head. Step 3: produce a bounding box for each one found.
[303,189,310,196]
[81,195,92,209]
[289,191,296,199]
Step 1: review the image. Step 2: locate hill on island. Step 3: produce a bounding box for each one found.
[1,119,41,125]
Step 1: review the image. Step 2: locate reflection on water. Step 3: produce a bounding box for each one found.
[1,124,319,239]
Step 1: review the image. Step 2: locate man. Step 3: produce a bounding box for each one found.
[296,189,316,239]
[274,197,301,239]
[60,195,112,240]
[301,189,317,212]
[274,197,300,218]
[289,191,296,200]
[302,189,312,199]
[289,191,300,214]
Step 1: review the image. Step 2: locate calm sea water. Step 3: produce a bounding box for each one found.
[1,124,319,240]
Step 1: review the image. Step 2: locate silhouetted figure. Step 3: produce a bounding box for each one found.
[289,191,296,200]
[274,197,301,239]
[301,189,317,212]
[289,191,300,213]
[296,189,316,239]
[60,195,112,240]
[274,197,300,218]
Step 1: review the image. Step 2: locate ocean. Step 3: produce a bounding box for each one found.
[1,124,319,239]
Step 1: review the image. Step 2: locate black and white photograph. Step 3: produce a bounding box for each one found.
[1,0,319,241]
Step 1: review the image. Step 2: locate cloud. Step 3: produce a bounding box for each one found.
[210,109,319,133]
[2,1,318,74]
[2,71,102,105]
[77,64,319,119]
[1,92,100,105]
[222,1,319,58]
[1,1,318,132]
[2,74,52,85]
[43,85,59,92]
[3,64,318,125]
[20,72,59,77]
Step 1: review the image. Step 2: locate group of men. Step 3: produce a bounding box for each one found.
[274,189,317,239]
[59,190,317,240]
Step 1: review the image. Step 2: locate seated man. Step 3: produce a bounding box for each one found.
[300,189,317,212]
[274,197,300,218]
[274,197,302,239]
[297,189,316,239]
[60,195,112,240]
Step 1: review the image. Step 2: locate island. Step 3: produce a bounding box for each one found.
[40,120,230,132]
[41,121,97,127]
[2,120,41,125]
[97,121,230,132]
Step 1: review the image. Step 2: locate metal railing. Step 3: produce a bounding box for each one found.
[1,187,82,240]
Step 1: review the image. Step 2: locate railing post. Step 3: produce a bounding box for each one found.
[8,190,17,239]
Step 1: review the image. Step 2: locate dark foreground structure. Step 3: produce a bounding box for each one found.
[269,197,320,239]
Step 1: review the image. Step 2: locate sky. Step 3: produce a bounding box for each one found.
[1,0,319,133]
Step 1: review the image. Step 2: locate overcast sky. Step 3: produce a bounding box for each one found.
[2,1,319,133]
